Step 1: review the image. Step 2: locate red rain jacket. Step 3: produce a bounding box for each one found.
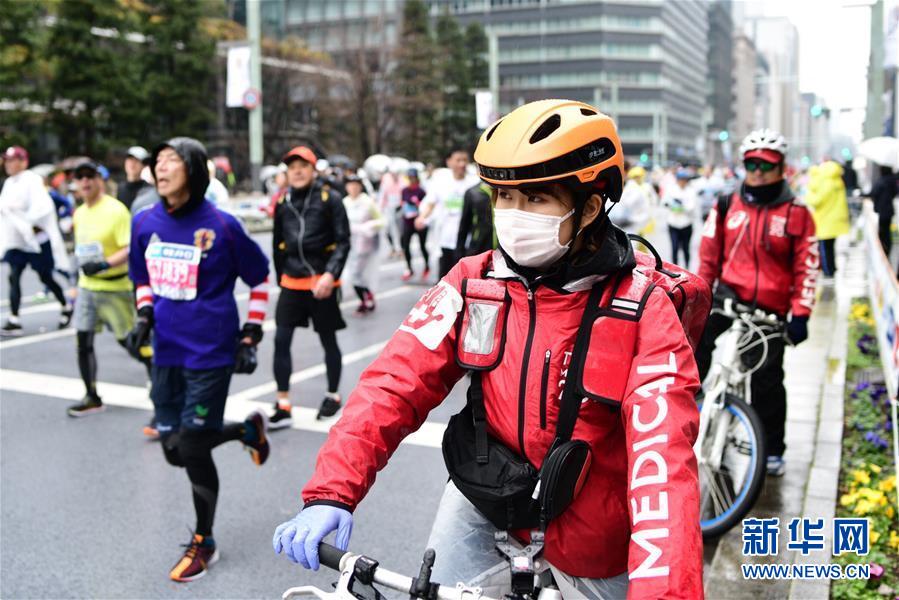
[698,185,819,317]
[303,250,704,599]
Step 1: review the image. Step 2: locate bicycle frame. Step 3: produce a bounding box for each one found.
[694,317,750,464]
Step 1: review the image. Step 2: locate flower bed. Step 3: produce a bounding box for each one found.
[833,300,899,599]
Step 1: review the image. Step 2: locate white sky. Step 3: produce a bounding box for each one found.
[746,0,871,110]
[739,0,874,139]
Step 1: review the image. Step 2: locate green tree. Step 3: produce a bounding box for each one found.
[48,0,141,156]
[465,22,489,92]
[138,0,223,145]
[435,12,470,156]
[0,0,49,150]
[391,0,439,162]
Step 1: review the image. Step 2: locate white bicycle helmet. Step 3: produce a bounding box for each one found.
[739,128,788,162]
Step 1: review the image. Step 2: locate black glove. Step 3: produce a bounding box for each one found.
[233,322,263,375]
[240,322,264,346]
[124,306,154,361]
[786,315,809,346]
[234,344,258,374]
[81,261,111,276]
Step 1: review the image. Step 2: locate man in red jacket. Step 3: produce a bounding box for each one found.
[273,100,704,598]
[697,128,819,477]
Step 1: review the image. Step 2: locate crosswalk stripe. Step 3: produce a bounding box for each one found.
[0,367,446,449]
[0,284,420,350]
[0,258,410,318]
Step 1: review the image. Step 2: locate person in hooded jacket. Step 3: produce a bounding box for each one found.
[126,137,272,582]
[268,146,351,430]
[805,160,849,278]
[871,165,897,258]
[273,100,704,599]
[697,128,820,477]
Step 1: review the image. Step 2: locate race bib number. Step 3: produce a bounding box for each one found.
[75,241,104,266]
[145,242,201,301]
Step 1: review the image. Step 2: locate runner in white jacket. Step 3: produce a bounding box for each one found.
[0,146,72,335]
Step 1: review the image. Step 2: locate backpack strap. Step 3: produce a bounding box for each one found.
[716,192,732,267]
[469,371,489,464]
[553,283,607,444]
[456,273,510,465]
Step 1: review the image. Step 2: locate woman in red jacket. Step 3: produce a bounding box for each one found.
[273,100,704,599]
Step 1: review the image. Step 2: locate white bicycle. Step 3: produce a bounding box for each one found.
[695,297,785,538]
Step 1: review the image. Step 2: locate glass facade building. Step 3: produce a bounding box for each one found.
[237,0,710,162]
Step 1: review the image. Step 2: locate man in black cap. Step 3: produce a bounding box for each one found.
[67,160,151,416]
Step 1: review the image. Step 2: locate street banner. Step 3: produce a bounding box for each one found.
[226,45,252,108]
[475,90,494,129]
[862,201,899,512]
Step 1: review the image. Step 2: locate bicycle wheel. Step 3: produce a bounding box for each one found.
[697,393,766,539]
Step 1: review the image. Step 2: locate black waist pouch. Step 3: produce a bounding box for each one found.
[442,405,541,530]
[442,405,592,530]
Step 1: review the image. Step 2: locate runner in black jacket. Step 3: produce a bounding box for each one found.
[456,182,495,257]
[269,146,351,429]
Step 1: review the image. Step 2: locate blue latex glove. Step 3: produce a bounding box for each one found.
[786,315,808,345]
[272,505,353,570]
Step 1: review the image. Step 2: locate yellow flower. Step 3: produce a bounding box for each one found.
[841,492,860,506]
[852,470,871,485]
[861,487,886,504]
[869,463,882,474]
[890,530,899,551]
[853,499,877,515]
[878,476,896,493]
[870,529,881,544]
[887,506,895,519]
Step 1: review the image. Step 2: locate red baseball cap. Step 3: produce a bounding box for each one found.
[3,146,28,162]
[743,148,783,164]
[282,146,317,165]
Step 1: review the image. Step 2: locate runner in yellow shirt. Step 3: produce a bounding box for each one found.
[68,160,151,417]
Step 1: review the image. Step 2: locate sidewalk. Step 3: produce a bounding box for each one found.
[703,240,867,599]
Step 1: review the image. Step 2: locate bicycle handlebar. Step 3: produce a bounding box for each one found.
[318,542,349,572]
[285,543,497,600]
[713,298,785,327]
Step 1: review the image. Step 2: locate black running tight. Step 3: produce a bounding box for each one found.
[273,325,341,394]
[161,426,245,537]
[401,220,429,273]
[8,263,66,316]
[353,285,370,302]
[77,332,152,399]
[77,331,99,399]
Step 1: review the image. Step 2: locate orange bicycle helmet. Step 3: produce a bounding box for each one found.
[474,99,625,203]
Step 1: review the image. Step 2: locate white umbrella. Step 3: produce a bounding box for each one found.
[29,163,56,179]
[858,136,899,169]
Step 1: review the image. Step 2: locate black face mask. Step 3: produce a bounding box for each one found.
[744,180,784,205]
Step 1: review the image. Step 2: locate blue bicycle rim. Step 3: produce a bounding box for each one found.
[699,402,759,529]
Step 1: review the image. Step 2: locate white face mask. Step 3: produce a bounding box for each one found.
[493,208,575,269]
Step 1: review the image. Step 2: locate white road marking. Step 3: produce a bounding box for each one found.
[0,284,419,350]
[0,258,411,318]
[0,368,446,449]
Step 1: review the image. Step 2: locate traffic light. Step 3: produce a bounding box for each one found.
[639,152,649,164]
[810,104,824,118]
[841,147,852,160]
[718,130,729,142]
[801,156,811,167]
